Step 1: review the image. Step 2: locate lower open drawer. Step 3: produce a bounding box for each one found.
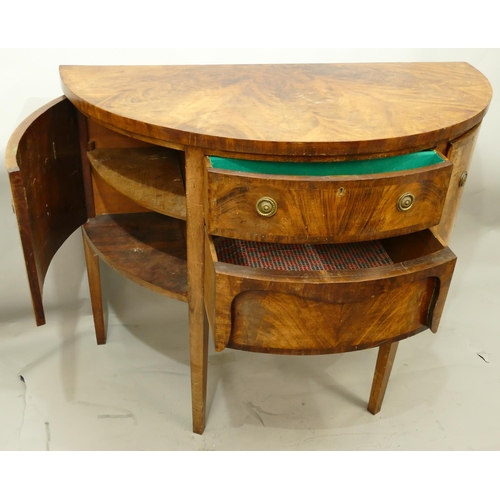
[204,230,456,354]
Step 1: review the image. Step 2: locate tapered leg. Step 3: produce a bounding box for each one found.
[82,229,106,345]
[368,341,399,415]
[190,309,209,434]
[185,148,209,434]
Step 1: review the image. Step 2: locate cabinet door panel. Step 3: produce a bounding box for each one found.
[5,97,87,325]
[431,125,481,244]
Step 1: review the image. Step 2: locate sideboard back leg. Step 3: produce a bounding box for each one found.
[367,341,399,415]
[82,228,106,345]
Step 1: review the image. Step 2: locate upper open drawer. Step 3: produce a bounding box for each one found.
[206,151,453,244]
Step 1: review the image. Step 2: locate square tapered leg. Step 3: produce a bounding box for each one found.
[368,341,399,415]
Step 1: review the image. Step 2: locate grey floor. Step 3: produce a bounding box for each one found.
[0,176,499,450]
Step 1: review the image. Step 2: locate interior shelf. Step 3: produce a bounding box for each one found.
[83,212,187,302]
[87,147,186,220]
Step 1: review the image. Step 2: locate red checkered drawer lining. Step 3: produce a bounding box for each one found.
[213,237,393,271]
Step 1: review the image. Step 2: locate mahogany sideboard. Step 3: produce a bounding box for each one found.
[5,63,492,434]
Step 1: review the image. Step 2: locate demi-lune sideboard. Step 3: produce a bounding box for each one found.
[5,63,492,434]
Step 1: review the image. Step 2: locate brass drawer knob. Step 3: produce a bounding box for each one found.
[397,192,415,212]
[256,197,278,217]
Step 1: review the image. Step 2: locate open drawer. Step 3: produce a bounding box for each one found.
[206,151,453,244]
[204,230,456,354]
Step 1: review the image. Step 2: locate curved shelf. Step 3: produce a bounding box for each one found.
[88,147,186,220]
[83,212,187,302]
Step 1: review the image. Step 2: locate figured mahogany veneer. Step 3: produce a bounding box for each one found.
[205,230,456,354]
[82,213,187,301]
[5,97,87,326]
[207,160,453,244]
[5,63,492,435]
[60,63,491,156]
[88,147,186,220]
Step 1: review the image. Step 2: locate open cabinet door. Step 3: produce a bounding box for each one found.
[5,96,87,326]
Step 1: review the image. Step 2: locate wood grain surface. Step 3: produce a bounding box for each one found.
[368,341,399,415]
[82,228,106,344]
[91,169,151,215]
[185,148,209,434]
[5,97,87,325]
[207,161,453,243]
[60,63,492,156]
[88,147,186,220]
[206,231,456,354]
[83,213,188,301]
[431,125,481,244]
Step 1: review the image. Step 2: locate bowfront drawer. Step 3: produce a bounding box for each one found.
[204,230,456,354]
[206,152,453,244]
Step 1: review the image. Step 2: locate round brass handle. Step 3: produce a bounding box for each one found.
[256,197,278,217]
[397,192,415,212]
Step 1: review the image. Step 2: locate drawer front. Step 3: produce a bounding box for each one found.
[205,231,456,354]
[207,161,453,244]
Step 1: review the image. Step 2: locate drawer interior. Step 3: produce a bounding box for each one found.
[209,150,445,176]
[211,229,446,271]
[213,237,394,271]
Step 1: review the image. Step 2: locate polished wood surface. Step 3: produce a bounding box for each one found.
[60,63,492,156]
[5,97,87,325]
[88,147,186,220]
[368,341,399,415]
[77,112,96,219]
[82,229,106,345]
[185,148,210,434]
[207,161,453,244]
[91,170,150,215]
[432,125,481,244]
[83,213,188,301]
[206,232,456,354]
[87,118,152,149]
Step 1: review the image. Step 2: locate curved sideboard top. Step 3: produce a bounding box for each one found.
[60,62,492,157]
